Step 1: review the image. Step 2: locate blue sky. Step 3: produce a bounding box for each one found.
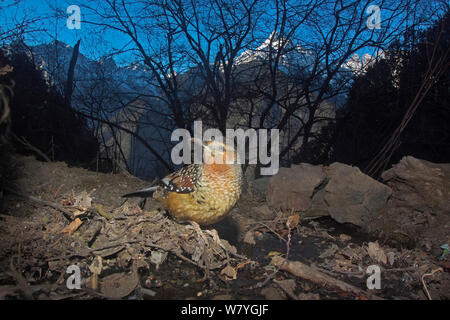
[0,0,132,63]
[0,0,445,68]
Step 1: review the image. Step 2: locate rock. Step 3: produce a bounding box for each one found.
[306,185,329,218]
[265,162,392,226]
[251,177,271,195]
[370,156,450,248]
[324,163,392,229]
[242,166,271,201]
[381,156,450,214]
[266,163,326,212]
[246,178,271,202]
[244,164,257,182]
[260,286,287,300]
[251,204,275,220]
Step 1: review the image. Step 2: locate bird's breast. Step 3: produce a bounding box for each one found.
[157,164,242,225]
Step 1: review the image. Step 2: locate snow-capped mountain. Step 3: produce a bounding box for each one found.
[342,51,385,75]
[237,31,382,79]
[234,31,382,109]
[236,32,315,72]
[24,40,157,114]
[236,31,289,64]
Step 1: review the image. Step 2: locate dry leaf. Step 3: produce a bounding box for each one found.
[286,214,300,229]
[243,231,256,245]
[61,199,73,206]
[236,260,252,271]
[61,218,83,235]
[97,204,112,220]
[318,244,338,259]
[368,241,387,265]
[93,245,125,258]
[89,256,103,275]
[220,265,237,280]
[100,270,139,299]
[149,251,167,270]
[267,251,282,258]
[386,252,396,266]
[191,241,204,262]
[73,191,92,209]
[73,209,87,217]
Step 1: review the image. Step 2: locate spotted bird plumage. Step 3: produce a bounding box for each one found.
[123,140,242,226]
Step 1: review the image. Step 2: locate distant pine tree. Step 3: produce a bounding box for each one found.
[333,12,449,171]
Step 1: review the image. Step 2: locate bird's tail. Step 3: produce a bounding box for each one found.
[122,185,158,198]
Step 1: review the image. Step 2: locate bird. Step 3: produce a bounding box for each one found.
[123,139,243,226]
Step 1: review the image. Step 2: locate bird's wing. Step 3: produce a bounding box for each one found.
[161,164,202,193]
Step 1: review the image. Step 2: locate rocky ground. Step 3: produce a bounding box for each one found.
[0,154,448,300]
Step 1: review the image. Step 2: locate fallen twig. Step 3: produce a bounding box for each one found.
[12,133,51,162]
[271,256,383,300]
[7,258,33,299]
[53,184,65,199]
[91,240,141,253]
[421,267,443,300]
[248,221,286,242]
[4,187,74,220]
[144,241,205,271]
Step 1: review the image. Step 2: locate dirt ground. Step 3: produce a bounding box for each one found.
[0,155,448,300]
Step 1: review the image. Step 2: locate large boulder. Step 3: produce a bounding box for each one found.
[266,163,326,213]
[266,162,392,228]
[381,156,450,214]
[372,156,450,248]
[248,177,271,201]
[251,177,271,194]
[262,156,449,249]
[324,163,392,228]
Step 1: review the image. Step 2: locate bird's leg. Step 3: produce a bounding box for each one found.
[138,197,147,210]
[159,208,174,221]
